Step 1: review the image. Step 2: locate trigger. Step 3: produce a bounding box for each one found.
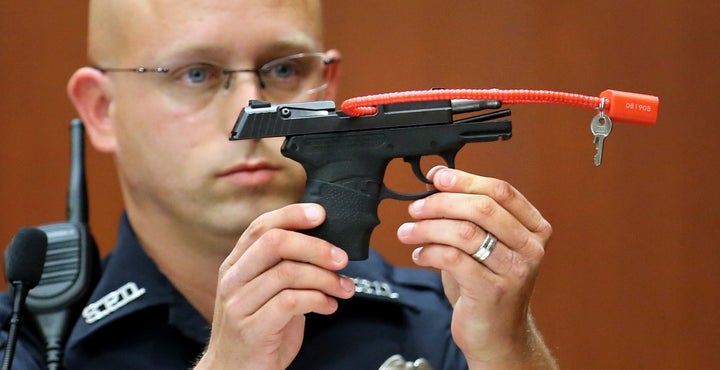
[404,156,433,185]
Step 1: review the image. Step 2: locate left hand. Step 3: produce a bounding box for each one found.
[396,166,555,369]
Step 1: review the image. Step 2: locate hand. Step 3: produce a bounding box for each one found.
[195,204,355,370]
[397,166,556,369]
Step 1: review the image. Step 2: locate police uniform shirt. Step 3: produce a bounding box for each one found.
[1,213,467,369]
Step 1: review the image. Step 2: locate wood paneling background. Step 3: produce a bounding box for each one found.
[2,1,718,368]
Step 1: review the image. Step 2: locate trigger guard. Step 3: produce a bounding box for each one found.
[394,150,459,200]
[404,156,433,185]
[441,150,457,169]
[403,150,458,186]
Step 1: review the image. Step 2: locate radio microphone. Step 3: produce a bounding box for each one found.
[2,227,49,370]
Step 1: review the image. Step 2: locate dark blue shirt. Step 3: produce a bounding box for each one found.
[1,214,466,369]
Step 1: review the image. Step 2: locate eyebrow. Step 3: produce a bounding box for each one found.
[154,33,321,68]
[273,33,321,52]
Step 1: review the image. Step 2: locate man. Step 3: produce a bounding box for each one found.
[1,0,556,368]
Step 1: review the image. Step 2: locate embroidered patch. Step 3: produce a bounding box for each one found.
[350,277,399,299]
[82,282,146,324]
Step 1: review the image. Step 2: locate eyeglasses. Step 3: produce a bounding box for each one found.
[92,52,340,105]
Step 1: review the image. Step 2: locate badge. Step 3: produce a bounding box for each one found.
[379,354,433,370]
[350,277,400,300]
[82,282,146,324]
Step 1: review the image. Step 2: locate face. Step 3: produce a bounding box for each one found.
[95,0,334,246]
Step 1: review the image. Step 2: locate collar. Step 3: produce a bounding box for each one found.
[66,213,210,349]
[66,213,444,349]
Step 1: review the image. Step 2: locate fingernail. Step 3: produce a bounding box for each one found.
[340,276,355,292]
[412,247,423,260]
[426,165,447,181]
[410,198,425,214]
[438,169,456,187]
[331,247,346,263]
[397,223,415,238]
[304,205,321,222]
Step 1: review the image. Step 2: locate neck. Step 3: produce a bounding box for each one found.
[126,208,239,321]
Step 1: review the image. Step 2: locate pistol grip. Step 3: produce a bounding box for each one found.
[300,179,381,260]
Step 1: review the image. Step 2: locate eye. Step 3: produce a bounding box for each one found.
[186,67,209,83]
[175,64,223,87]
[266,62,299,80]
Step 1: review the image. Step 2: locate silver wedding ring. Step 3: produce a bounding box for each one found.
[471,232,497,262]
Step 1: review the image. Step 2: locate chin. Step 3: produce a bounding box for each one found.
[225,193,299,225]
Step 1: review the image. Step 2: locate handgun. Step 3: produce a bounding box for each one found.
[230,99,512,260]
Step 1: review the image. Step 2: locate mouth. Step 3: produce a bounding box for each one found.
[218,162,280,187]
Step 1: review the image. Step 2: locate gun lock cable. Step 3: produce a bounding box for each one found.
[341,88,659,126]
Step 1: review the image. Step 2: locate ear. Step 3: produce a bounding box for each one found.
[66,67,117,153]
[323,49,342,101]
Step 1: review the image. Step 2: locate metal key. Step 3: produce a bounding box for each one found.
[590,113,612,166]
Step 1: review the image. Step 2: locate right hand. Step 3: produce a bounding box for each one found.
[194,204,356,370]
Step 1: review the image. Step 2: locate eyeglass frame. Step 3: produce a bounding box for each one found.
[91,51,340,99]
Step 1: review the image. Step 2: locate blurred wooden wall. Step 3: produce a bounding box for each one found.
[2,1,719,368]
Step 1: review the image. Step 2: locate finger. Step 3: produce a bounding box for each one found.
[222,228,349,290]
[407,192,542,256]
[411,244,501,298]
[253,289,341,334]
[221,203,327,272]
[224,260,355,316]
[236,289,340,348]
[426,166,551,236]
[412,242,539,306]
[398,220,515,275]
[219,202,349,304]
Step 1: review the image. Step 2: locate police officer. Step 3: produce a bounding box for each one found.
[1,1,556,368]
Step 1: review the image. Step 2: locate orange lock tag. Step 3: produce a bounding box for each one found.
[600,89,659,126]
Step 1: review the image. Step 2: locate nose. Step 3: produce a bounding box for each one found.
[224,74,264,134]
[229,71,265,103]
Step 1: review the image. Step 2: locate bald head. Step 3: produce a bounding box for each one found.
[87,0,325,65]
[87,0,147,64]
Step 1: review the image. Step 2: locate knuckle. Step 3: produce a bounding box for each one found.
[216,272,239,303]
[473,195,496,218]
[492,179,516,203]
[257,228,287,248]
[273,261,298,284]
[481,276,509,298]
[277,292,300,312]
[516,230,533,251]
[439,246,466,266]
[510,254,533,281]
[518,230,546,258]
[525,237,545,262]
[243,216,268,241]
[457,220,481,243]
[514,263,532,281]
[218,259,232,276]
[216,281,231,301]
[235,319,256,343]
[532,238,546,260]
[216,265,238,297]
[537,218,553,238]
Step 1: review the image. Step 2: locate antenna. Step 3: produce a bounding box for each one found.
[66,118,87,224]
